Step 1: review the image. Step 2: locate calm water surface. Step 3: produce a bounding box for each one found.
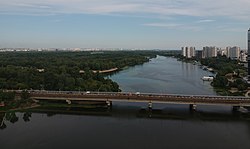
[1,56,250,149]
[110,56,216,95]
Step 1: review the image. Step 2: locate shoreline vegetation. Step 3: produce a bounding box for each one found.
[170,54,249,96]
[0,90,36,112]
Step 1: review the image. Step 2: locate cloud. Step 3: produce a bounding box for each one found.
[143,23,202,31]
[12,3,51,9]
[196,19,215,23]
[0,0,250,21]
[144,23,181,28]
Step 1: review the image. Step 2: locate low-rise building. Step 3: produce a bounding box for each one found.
[0,101,5,107]
[37,69,45,73]
[79,70,85,74]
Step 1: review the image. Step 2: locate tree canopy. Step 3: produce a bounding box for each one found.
[0,51,158,92]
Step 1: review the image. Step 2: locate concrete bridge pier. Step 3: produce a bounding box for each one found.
[66,99,71,105]
[106,100,112,109]
[189,104,197,111]
[232,106,249,112]
[232,106,240,112]
[148,102,153,110]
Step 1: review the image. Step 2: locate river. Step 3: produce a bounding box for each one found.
[110,55,216,95]
[1,56,250,149]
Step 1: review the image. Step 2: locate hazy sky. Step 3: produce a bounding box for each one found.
[0,0,250,49]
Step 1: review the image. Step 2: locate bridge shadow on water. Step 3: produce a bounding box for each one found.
[9,103,250,119]
[1,103,250,131]
[2,105,250,149]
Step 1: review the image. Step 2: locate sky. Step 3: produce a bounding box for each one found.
[0,0,250,50]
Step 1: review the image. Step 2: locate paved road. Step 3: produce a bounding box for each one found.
[13,90,250,106]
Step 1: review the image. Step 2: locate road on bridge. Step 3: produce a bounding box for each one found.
[13,90,250,106]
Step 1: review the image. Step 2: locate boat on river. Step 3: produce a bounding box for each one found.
[201,76,214,81]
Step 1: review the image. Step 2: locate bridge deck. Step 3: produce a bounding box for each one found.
[13,90,250,106]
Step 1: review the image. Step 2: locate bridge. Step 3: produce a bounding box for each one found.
[13,90,250,111]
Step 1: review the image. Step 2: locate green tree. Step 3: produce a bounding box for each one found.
[212,75,228,88]
[21,90,30,101]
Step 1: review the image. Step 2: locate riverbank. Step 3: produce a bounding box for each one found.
[3,104,40,112]
[172,55,248,96]
[92,67,118,73]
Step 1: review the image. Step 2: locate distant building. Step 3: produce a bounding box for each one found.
[226,46,240,60]
[190,47,195,58]
[217,48,226,56]
[240,51,247,62]
[181,47,186,57]
[0,101,5,107]
[248,28,250,77]
[196,50,203,59]
[79,70,85,74]
[202,46,217,58]
[181,47,195,58]
[37,69,45,73]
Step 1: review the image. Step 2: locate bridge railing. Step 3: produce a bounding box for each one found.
[7,90,250,101]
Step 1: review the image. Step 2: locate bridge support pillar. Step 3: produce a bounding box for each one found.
[66,99,71,105]
[148,102,153,110]
[106,100,112,109]
[233,106,249,112]
[189,104,196,111]
[232,106,240,112]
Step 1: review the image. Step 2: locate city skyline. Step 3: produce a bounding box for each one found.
[0,0,250,49]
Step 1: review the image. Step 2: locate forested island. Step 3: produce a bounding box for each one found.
[0,50,159,92]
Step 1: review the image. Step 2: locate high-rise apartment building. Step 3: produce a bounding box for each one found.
[190,47,195,58]
[196,51,203,59]
[181,47,186,57]
[240,51,247,62]
[202,46,217,58]
[181,47,195,58]
[248,28,250,77]
[226,46,240,60]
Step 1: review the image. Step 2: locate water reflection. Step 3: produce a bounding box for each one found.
[1,106,250,130]
[0,111,33,129]
[1,107,250,149]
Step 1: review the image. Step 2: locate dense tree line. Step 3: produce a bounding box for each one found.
[200,56,243,76]
[0,51,158,92]
[0,90,15,102]
[0,90,32,110]
[200,56,248,93]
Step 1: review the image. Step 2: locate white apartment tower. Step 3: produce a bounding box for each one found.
[248,28,250,77]
[202,46,217,58]
[227,46,240,60]
[181,47,195,58]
